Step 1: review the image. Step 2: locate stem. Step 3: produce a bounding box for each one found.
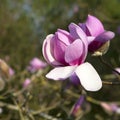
[99,56,120,75]
[102,81,120,85]
[13,70,43,97]
[0,101,18,110]
[32,102,60,115]
[12,98,25,120]
[65,90,120,106]
[86,96,100,105]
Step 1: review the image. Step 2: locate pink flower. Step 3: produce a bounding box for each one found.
[100,102,120,114]
[9,67,15,76]
[27,57,47,73]
[23,78,31,88]
[79,15,115,52]
[42,23,102,91]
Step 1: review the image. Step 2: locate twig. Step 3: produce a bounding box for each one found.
[0,101,18,110]
[39,112,59,120]
[12,98,25,120]
[99,56,120,75]
[31,102,60,115]
[13,70,43,97]
[65,90,120,105]
[102,81,120,85]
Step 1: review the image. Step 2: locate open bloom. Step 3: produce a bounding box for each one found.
[27,57,47,73]
[42,23,102,91]
[79,15,115,52]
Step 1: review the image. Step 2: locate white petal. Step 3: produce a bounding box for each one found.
[46,66,77,80]
[75,62,102,91]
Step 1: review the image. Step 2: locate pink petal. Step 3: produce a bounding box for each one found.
[88,31,115,51]
[68,23,88,63]
[53,35,68,65]
[30,57,47,68]
[86,15,104,36]
[75,62,102,91]
[23,78,31,88]
[57,29,74,45]
[68,23,87,41]
[94,31,115,43]
[42,34,62,66]
[65,39,84,65]
[46,66,77,80]
[87,36,95,44]
[79,23,91,36]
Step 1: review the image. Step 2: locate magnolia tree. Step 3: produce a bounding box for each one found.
[0,15,120,120]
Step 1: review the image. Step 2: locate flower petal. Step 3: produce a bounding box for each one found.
[53,35,68,65]
[46,66,77,80]
[42,34,62,66]
[79,23,91,36]
[87,36,95,44]
[30,57,47,68]
[57,29,74,45]
[85,15,104,36]
[69,73,80,85]
[94,31,115,43]
[68,23,87,40]
[65,39,84,65]
[88,31,115,52]
[68,23,88,63]
[75,62,102,91]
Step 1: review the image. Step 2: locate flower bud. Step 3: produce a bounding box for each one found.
[92,41,110,56]
[0,59,10,79]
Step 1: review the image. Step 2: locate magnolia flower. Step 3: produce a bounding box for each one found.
[42,23,102,91]
[27,57,47,73]
[79,15,115,52]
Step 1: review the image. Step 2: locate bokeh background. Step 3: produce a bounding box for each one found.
[0,0,120,119]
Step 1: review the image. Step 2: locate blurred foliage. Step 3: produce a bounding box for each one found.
[0,0,120,119]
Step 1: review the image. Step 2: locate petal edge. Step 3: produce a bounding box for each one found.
[46,66,77,80]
